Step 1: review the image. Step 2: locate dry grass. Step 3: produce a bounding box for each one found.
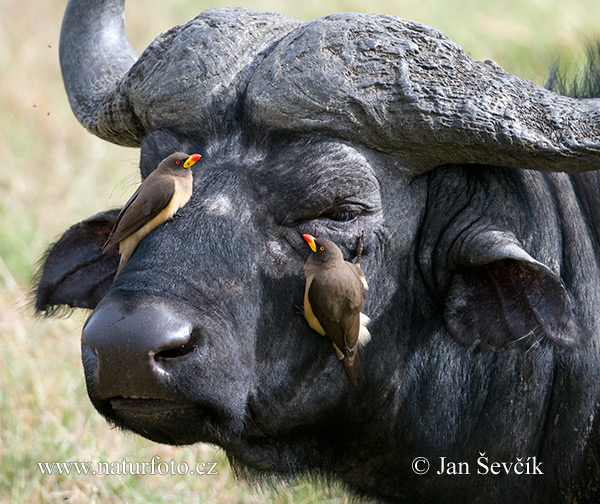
[2,0,600,502]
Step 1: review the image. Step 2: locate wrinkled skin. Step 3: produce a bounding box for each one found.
[35,1,600,502]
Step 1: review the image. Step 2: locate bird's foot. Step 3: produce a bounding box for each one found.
[355,231,365,264]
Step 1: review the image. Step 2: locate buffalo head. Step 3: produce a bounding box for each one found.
[36,1,600,501]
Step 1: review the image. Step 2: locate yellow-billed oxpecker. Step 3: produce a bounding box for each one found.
[103,152,201,276]
[302,233,370,386]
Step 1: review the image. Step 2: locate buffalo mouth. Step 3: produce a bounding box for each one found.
[110,397,196,415]
[95,397,231,445]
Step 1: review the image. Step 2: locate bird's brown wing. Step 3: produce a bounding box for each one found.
[308,267,365,385]
[102,175,175,251]
[307,264,364,355]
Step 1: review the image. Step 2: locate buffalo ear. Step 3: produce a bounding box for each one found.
[34,210,120,315]
[444,232,579,351]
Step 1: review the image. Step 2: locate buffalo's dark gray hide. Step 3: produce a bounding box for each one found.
[35,1,600,502]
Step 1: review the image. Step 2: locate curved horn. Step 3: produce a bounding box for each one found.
[60,0,144,146]
[247,14,600,174]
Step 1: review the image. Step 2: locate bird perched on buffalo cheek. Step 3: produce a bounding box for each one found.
[103,152,201,276]
[302,233,371,386]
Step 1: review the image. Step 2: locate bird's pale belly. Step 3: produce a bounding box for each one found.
[303,277,327,336]
[118,182,191,264]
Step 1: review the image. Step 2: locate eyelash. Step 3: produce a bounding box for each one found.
[321,210,359,222]
[282,203,365,227]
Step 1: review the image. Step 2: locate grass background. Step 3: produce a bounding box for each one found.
[1,0,600,502]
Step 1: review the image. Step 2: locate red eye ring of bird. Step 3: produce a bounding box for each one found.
[320,246,325,251]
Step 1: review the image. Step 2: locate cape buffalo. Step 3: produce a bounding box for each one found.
[35,0,600,502]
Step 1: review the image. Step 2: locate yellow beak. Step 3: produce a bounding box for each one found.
[183,153,201,168]
[303,233,317,253]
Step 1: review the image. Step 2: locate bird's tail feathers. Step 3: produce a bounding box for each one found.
[343,350,364,386]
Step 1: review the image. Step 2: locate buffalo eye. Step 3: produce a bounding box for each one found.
[320,207,361,223]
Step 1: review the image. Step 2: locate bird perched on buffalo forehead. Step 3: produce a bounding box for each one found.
[103,152,201,276]
[302,233,371,386]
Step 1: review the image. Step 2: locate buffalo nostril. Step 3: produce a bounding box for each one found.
[153,329,202,364]
[81,303,195,398]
